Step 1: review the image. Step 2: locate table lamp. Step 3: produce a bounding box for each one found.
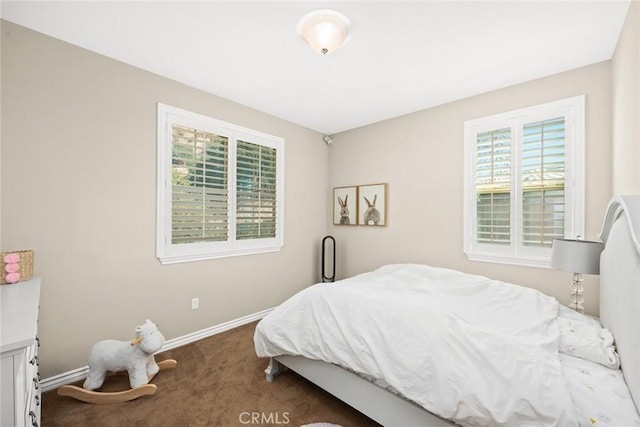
[550,237,604,313]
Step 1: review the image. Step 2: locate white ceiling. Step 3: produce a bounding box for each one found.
[1,1,631,135]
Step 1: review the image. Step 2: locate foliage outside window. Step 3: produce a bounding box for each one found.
[157,104,284,264]
[463,96,585,268]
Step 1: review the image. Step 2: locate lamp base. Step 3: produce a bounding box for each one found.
[568,272,585,313]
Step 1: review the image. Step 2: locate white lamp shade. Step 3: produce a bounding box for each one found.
[550,238,604,274]
[297,9,350,55]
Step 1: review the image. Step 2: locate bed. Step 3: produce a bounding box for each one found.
[254,195,640,427]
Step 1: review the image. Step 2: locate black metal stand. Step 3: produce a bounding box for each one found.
[321,235,336,283]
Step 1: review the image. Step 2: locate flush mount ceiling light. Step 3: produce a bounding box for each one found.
[297,9,350,55]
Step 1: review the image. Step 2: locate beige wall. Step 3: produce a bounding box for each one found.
[612,0,640,195]
[0,21,2,250]
[329,62,613,315]
[1,21,328,377]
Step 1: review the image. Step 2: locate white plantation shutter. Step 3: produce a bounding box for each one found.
[171,125,229,244]
[475,128,511,245]
[464,96,585,268]
[521,117,565,247]
[157,104,284,264]
[236,141,278,240]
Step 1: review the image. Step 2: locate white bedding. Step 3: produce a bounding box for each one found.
[254,264,579,426]
[561,354,640,427]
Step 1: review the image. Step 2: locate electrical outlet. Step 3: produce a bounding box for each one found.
[191,297,199,310]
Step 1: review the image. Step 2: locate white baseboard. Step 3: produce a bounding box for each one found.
[41,308,273,392]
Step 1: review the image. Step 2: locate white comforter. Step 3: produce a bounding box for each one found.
[254,264,578,427]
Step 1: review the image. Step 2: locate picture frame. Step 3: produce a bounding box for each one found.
[333,186,358,225]
[357,183,387,226]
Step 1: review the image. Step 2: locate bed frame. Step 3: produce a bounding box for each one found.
[598,195,640,409]
[265,195,640,427]
[266,356,454,426]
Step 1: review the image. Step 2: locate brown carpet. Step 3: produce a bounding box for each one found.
[42,321,382,427]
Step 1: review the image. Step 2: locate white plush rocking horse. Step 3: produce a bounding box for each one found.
[58,319,177,404]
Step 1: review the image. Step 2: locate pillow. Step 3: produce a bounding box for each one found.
[557,305,620,369]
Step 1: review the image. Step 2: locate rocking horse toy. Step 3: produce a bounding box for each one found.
[57,319,177,404]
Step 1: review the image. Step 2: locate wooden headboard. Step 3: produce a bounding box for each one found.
[599,195,640,410]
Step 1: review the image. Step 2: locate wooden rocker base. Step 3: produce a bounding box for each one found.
[57,359,177,404]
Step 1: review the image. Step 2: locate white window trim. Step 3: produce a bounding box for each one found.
[463,95,585,268]
[156,103,285,264]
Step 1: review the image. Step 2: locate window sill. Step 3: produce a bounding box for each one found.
[464,252,552,269]
[158,246,282,265]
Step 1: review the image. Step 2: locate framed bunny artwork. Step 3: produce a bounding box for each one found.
[357,183,387,226]
[333,186,358,225]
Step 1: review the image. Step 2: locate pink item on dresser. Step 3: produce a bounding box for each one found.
[1,250,34,284]
[5,272,20,284]
[5,263,19,273]
[3,253,20,264]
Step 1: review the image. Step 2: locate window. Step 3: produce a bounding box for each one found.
[157,104,284,264]
[463,96,585,268]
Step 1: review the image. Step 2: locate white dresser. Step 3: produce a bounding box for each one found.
[1,277,41,427]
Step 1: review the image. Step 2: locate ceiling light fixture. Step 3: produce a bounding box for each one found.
[297,9,350,55]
